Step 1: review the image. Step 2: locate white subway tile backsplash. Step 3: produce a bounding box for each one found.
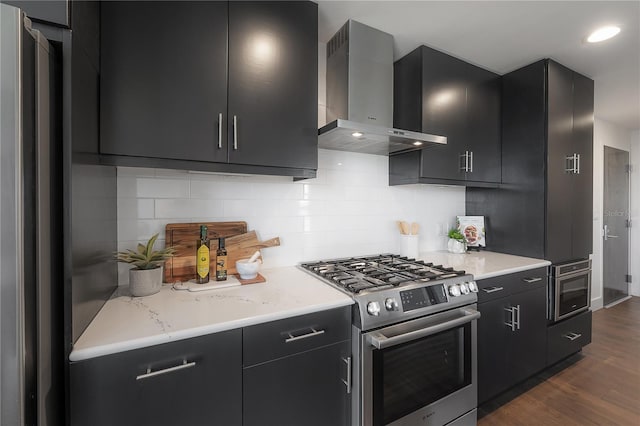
[155,199,223,219]
[116,150,465,284]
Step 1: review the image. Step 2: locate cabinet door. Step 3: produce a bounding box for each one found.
[571,72,594,260]
[507,286,547,385]
[477,297,510,404]
[546,60,575,263]
[4,0,69,27]
[243,341,351,426]
[418,47,469,181]
[465,66,501,183]
[227,1,318,169]
[100,1,228,162]
[70,330,242,426]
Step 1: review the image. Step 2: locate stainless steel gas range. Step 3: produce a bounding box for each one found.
[300,254,480,426]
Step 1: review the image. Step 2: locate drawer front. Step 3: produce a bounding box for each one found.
[547,310,592,366]
[71,330,242,426]
[243,306,351,367]
[477,266,548,303]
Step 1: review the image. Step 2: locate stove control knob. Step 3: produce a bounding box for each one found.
[385,298,399,311]
[460,283,470,295]
[468,281,478,293]
[448,284,461,297]
[367,301,381,316]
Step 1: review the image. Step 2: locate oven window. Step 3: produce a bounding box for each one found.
[559,274,589,317]
[372,323,471,426]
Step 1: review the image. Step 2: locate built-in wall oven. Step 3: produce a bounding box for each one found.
[550,259,591,322]
[300,255,480,426]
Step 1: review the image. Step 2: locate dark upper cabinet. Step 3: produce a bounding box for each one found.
[467,59,593,263]
[100,1,318,178]
[4,0,69,27]
[390,45,501,186]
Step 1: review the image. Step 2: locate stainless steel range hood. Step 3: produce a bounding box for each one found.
[319,20,446,155]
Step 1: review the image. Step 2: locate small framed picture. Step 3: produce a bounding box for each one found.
[456,216,486,248]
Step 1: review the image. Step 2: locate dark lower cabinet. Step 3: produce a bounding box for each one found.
[242,306,352,426]
[547,310,592,366]
[243,341,351,426]
[477,269,548,404]
[4,0,69,27]
[70,330,242,426]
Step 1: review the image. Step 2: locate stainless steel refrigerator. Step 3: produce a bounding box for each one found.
[1,4,63,425]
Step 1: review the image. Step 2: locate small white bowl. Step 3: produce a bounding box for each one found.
[236,259,260,280]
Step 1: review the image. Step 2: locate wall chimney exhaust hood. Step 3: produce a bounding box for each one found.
[319,20,446,155]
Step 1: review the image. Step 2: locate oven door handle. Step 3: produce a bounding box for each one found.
[367,308,481,350]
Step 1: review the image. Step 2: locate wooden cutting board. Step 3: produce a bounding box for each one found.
[226,231,280,271]
[163,223,281,282]
[164,222,247,283]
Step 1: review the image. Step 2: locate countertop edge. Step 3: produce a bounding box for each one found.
[69,298,353,362]
[473,260,551,280]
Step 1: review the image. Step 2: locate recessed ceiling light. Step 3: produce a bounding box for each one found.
[586,26,621,43]
[352,132,363,137]
[413,141,423,146]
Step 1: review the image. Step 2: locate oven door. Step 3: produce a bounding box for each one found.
[554,269,591,322]
[361,306,479,426]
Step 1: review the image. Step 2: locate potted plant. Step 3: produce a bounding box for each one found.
[447,228,467,254]
[115,234,176,297]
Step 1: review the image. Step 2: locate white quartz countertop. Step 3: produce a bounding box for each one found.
[70,251,547,362]
[69,267,353,362]
[416,250,550,280]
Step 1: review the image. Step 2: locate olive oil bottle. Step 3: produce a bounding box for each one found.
[215,237,228,281]
[196,225,210,283]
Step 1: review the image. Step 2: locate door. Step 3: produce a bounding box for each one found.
[477,297,509,404]
[603,146,630,306]
[100,1,228,162]
[508,287,547,383]
[243,341,351,426]
[227,1,318,169]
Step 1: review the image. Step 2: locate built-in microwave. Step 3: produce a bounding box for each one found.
[550,259,591,322]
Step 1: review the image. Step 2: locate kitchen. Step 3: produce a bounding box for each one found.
[1,1,638,426]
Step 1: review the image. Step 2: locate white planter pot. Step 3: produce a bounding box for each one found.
[129,267,163,297]
[447,239,467,254]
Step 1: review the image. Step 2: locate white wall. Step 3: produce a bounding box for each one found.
[116,154,465,285]
[592,118,633,309]
[630,130,640,296]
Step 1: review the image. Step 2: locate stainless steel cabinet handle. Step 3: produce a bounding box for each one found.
[523,277,542,283]
[284,327,325,343]
[469,151,474,173]
[217,113,223,149]
[576,153,581,174]
[565,154,578,173]
[341,356,352,394]
[460,152,468,172]
[482,286,504,293]
[233,115,238,150]
[563,332,582,341]
[504,306,516,331]
[515,304,521,330]
[136,360,196,380]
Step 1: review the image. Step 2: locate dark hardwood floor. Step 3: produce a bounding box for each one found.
[478,297,640,425]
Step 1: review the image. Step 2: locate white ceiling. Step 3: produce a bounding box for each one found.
[317,1,640,130]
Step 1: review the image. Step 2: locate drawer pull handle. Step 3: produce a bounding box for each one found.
[341,356,352,394]
[523,277,542,283]
[285,327,325,343]
[136,360,196,381]
[563,332,582,341]
[482,286,504,293]
[217,113,223,149]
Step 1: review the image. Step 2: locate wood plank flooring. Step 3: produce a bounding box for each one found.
[478,297,640,426]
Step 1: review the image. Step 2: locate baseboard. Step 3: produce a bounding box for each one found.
[591,296,603,311]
